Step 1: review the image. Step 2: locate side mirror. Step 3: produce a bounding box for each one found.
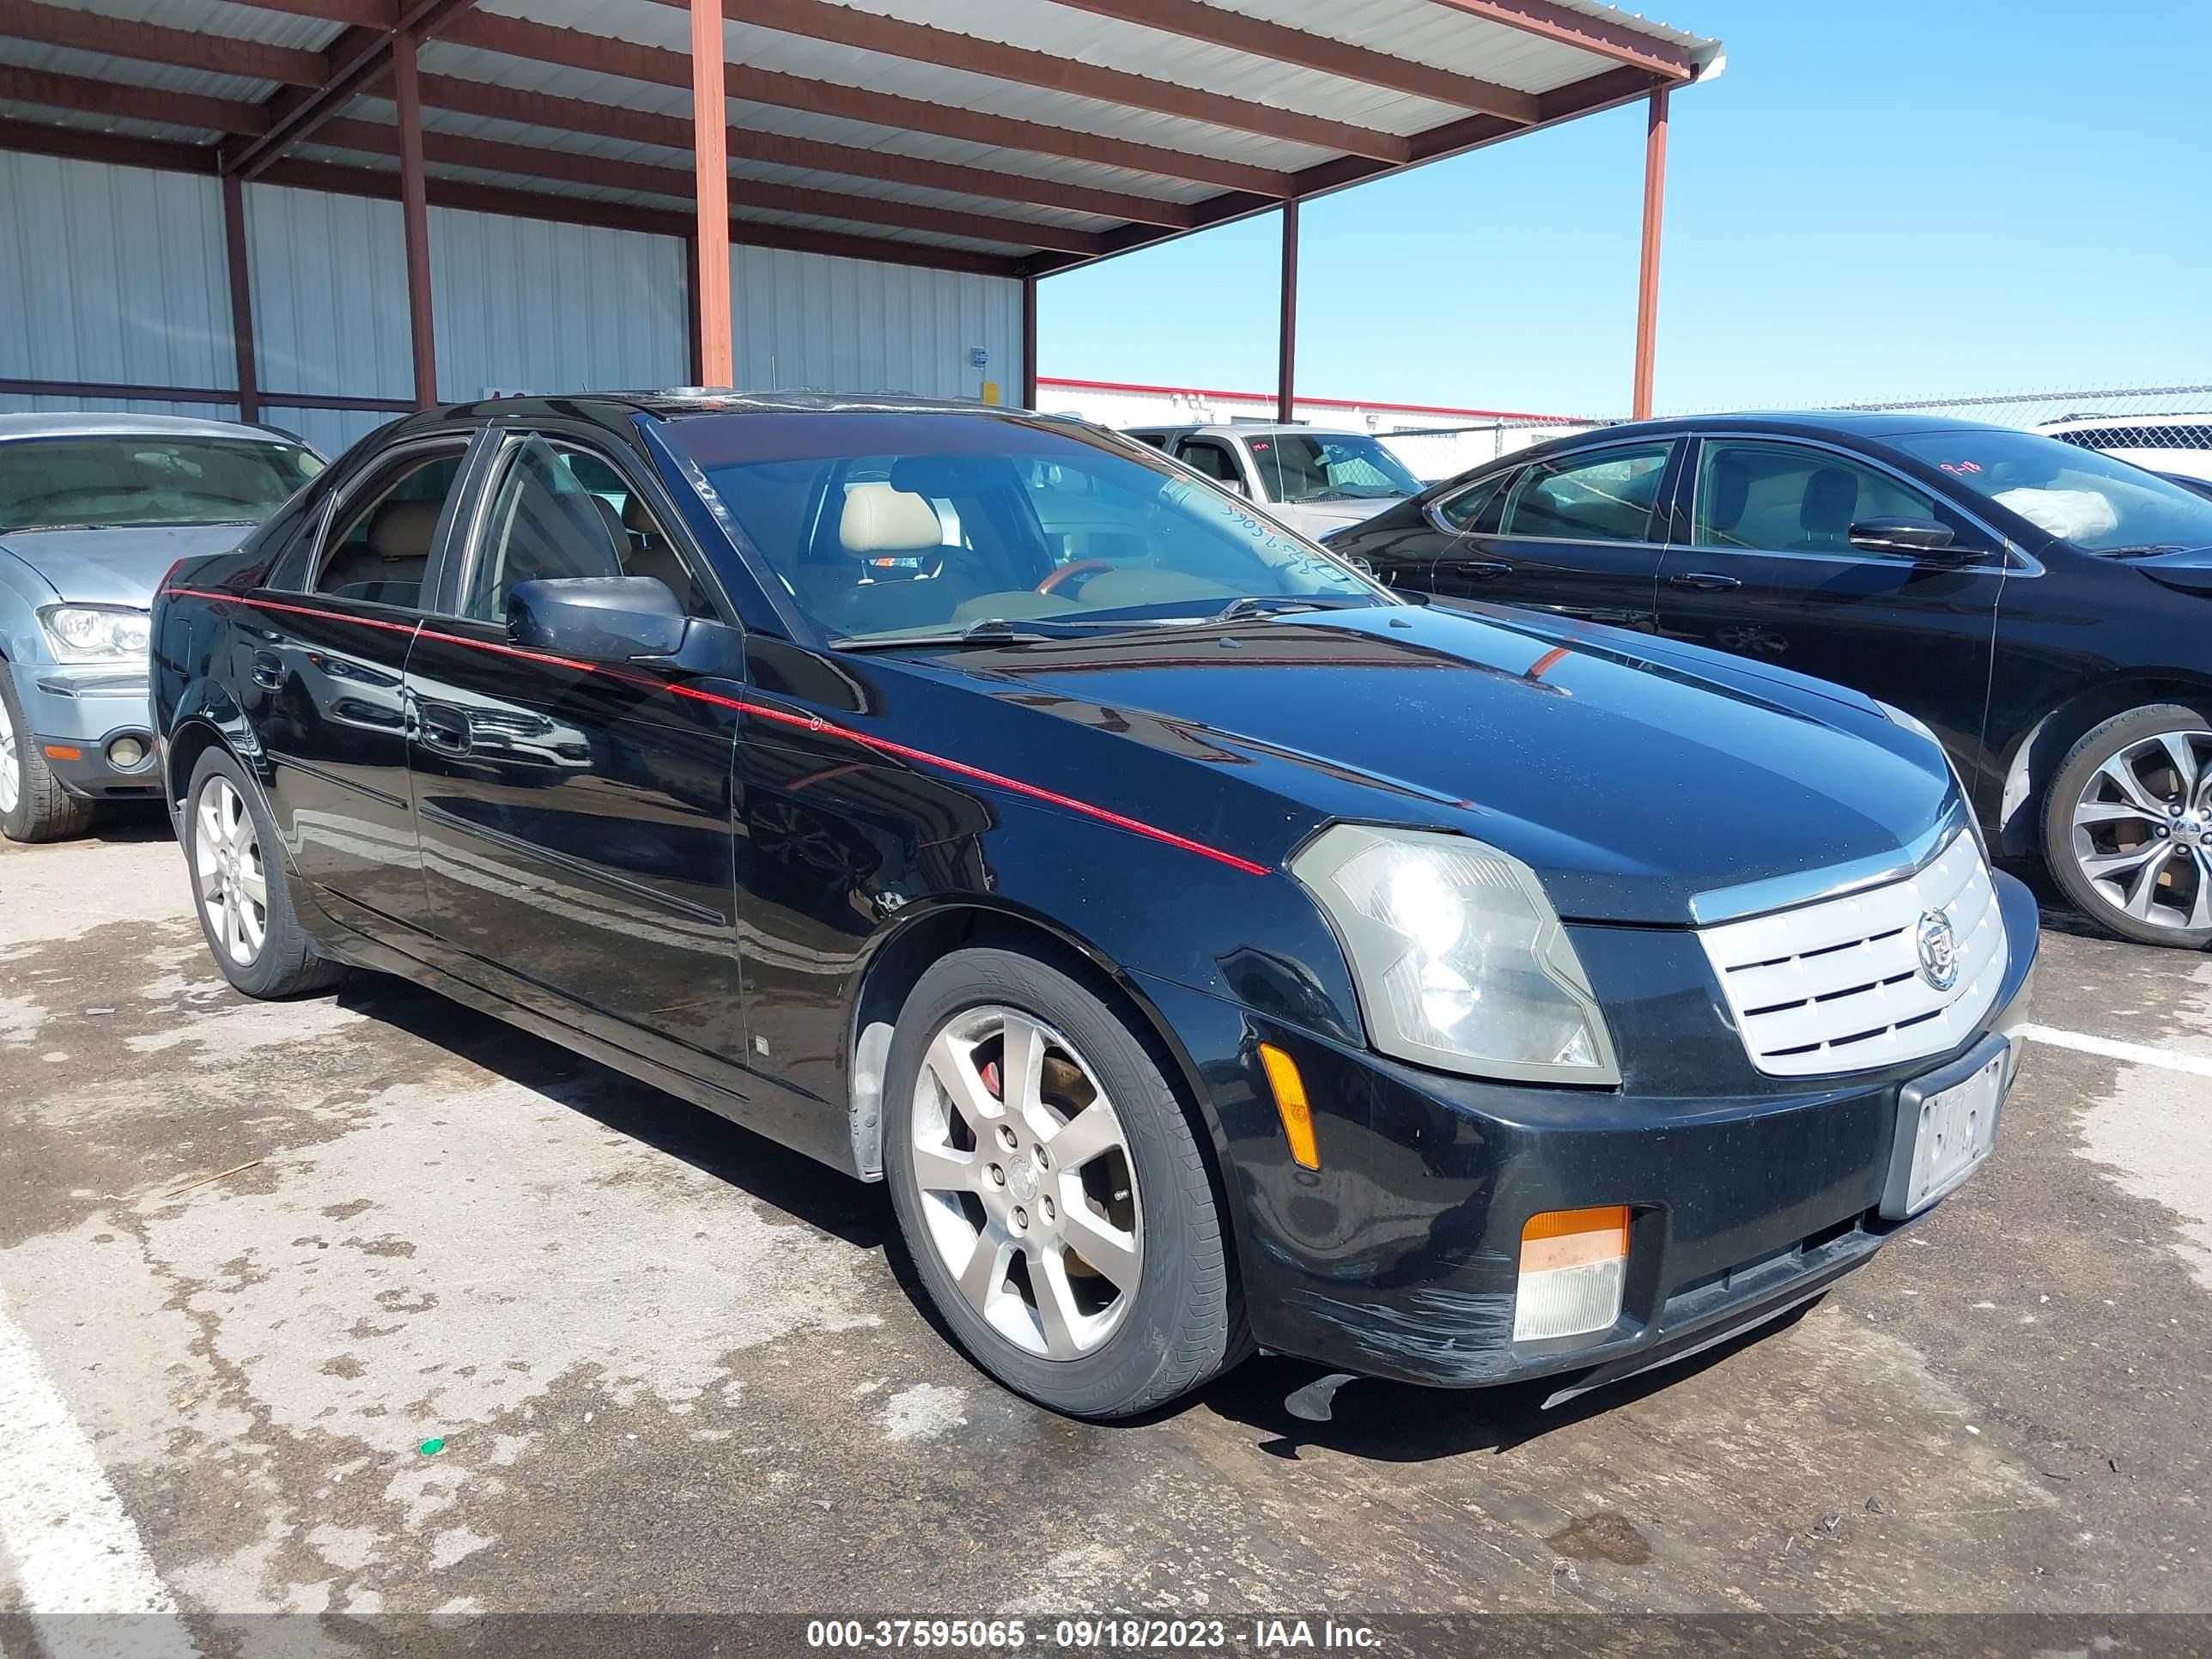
[508,576,687,660]
[1849,517,1972,560]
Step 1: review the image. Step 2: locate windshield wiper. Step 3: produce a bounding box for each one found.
[832,616,1109,650]
[1206,594,1376,623]
[2099,543,2199,559]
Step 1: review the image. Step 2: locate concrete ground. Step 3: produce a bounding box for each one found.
[3,815,2209,1629]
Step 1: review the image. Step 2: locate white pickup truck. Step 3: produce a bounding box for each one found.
[1121,422,1422,541]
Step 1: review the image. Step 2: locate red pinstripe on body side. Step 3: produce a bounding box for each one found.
[160,586,1273,878]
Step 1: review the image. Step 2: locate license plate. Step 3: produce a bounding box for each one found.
[1883,1044,2007,1218]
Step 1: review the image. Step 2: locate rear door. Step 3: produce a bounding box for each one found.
[1427,438,1677,630]
[1172,436,1254,501]
[249,432,477,946]
[404,428,750,1071]
[1653,436,2005,784]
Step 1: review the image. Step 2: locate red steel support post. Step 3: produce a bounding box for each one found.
[1631,87,1668,421]
[691,0,734,387]
[392,31,438,409]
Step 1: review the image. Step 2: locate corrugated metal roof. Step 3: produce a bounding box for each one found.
[0,0,1723,270]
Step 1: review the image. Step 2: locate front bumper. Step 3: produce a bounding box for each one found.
[10,662,161,798]
[1141,869,2039,1393]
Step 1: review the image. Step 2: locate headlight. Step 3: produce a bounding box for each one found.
[38,604,151,664]
[1290,824,1620,1085]
[1875,700,1987,857]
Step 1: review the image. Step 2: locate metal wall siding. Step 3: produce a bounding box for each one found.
[0,151,233,392]
[428,207,688,400]
[245,184,414,402]
[270,406,393,461]
[732,247,1022,403]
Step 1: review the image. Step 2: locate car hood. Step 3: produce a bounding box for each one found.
[915,604,1954,925]
[2127,544,2212,599]
[0,524,258,606]
[1273,497,1404,534]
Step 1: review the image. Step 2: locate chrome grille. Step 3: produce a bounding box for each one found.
[1698,832,2007,1078]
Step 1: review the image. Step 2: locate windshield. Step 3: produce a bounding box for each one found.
[0,435,323,535]
[1248,432,1421,504]
[1889,428,2212,555]
[668,412,1384,644]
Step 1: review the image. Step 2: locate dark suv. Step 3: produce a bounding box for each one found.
[1329,413,2212,948]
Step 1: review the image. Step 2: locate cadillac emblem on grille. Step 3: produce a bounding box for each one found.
[1915,908,1960,992]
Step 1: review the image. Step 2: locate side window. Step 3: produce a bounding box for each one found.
[459,438,717,624]
[1432,472,1507,533]
[1176,440,1246,494]
[1693,441,1936,553]
[1499,443,1670,543]
[310,447,468,609]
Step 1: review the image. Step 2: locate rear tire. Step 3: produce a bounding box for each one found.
[0,668,96,843]
[2041,702,2212,948]
[882,946,1249,1419]
[183,747,347,997]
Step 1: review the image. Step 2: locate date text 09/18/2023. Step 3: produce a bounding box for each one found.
[802,1618,1382,1650]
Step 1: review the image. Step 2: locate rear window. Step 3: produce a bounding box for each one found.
[0,435,323,534]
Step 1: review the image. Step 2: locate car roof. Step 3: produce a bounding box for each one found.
[404,389,1025,425]
[1128,422,1374,440]
[1588,410,2020,441]
[2035,412,2209,433]
[0,410,295,443]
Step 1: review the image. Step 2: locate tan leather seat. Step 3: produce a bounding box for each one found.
[320,497,441,605]
[840,482,942,556]
[617,493,702,611]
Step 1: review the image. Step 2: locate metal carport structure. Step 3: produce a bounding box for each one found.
[0,0,1721,443]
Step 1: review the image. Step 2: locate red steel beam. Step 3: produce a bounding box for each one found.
[218,0,398,27]
[221,173,262,423]
[1631,88,1668,420]
[1275,198,1297,423]
[415,72,1195,228]
[0,0,326,87]
[1421,0,1698,81]
[442,10,1293,197]
[1042,0,1540,125]
[223,0,477,180]
[690,0,732,389]
[0,64,270,133]
[641,0,1409,162]
[391,30,438,408]
[0,115,216,173]
[313,117,1103,254]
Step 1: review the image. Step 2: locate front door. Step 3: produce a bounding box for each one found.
[404,430,749,1072]
[1428,438,1676,630]
[1653,437,2006,799]
[247,435,473,945]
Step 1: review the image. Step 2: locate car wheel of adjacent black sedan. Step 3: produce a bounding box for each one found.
[185,748,348,998]
[883,948,1249,1418]
[2044,704,2212,948]
[0,669,95,843]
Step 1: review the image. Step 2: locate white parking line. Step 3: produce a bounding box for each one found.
[2021,1023,2212,1079]
[0,1281,192,1643]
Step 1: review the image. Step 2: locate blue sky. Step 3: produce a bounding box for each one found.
[1036,1,2212,419]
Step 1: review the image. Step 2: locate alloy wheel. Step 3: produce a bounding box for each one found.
[2068,727,2212,932]
[908,1005,1144,1361]
[0,692,18,817]
[195,775,268,966]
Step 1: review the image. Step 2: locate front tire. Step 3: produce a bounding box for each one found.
[883,947,1249,1419]
[0,668,95,842]
[183,748,346,997]
[2042,703,2212,948]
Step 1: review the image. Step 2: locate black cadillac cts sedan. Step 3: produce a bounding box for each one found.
[153,394,2036,1419]
[1328,413,2212,949]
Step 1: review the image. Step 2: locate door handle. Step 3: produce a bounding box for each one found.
[1442,558,1512,580]
[1668,571,1743,592]
[250,651,283,690]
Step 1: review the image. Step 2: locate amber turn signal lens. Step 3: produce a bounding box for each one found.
[1257,1042,1320,1170]
[43,744,82,761]
[1514,1205,1631,1343]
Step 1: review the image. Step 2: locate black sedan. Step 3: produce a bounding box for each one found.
[1328,413,2212,949]
[153,394,2034,1419]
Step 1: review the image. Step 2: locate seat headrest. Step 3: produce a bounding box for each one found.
[621,494,659,535]
[366,498,443,561]
[1708,452,1754,532]
[840,483,943,556]
[1800,466,1859,534]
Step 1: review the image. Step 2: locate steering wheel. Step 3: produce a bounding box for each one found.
[1036,558,1114,596]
